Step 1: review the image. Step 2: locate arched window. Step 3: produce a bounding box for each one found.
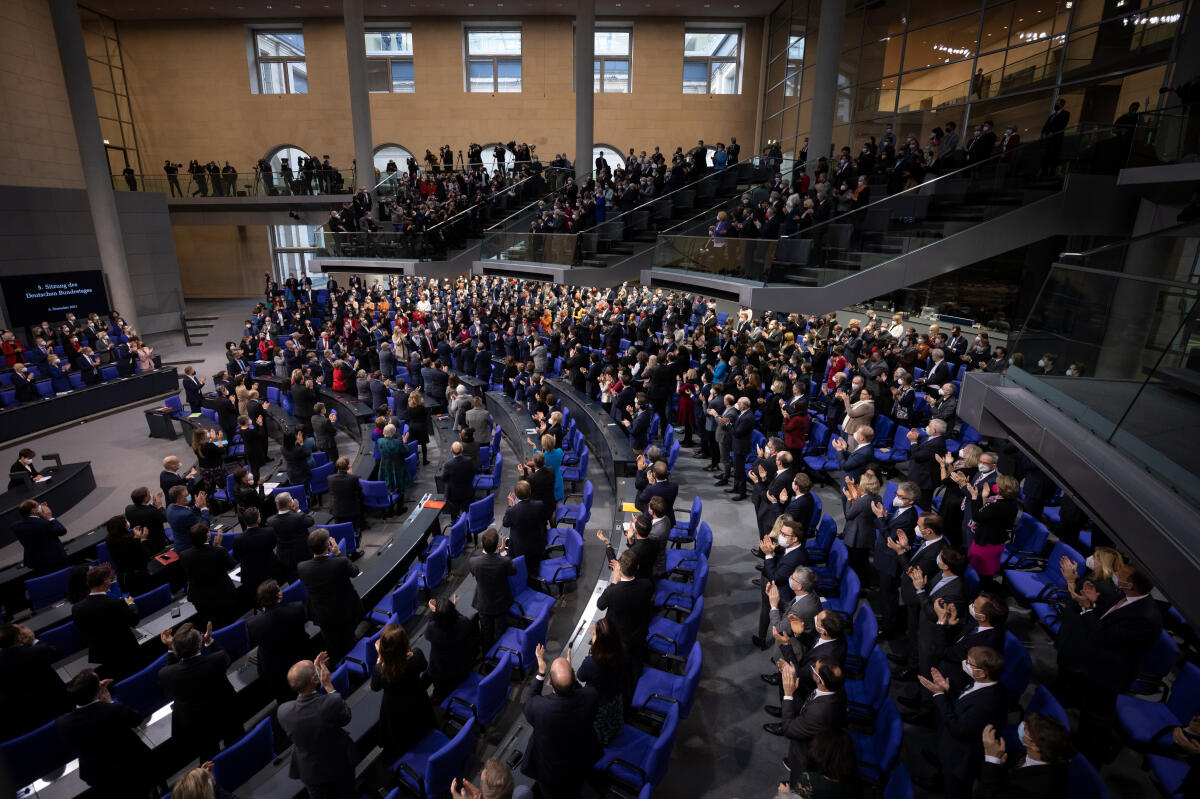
[266,144,312,175]
[374,143,415,176]
[262,144,316,195]
[592,144,625,176]
[480,142,515,175]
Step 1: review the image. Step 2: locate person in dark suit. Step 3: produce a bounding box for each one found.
[522,645,603,799]
[778,473,817,536]
[267,491,316,578]
[911,545,971,682]
[277,653,356,799]
[623,397,654,454]
[291,378,318,436]
[371,621,436,760]
[906,419,948,507]
[872,481,920,638]
[1040,97,1070,175]
[597,515,660,582]
[917,645,1008,796]
[159,454,197,498]
[441,441,477,519]
[0,623,71,739]
[469,527,517,651]
[831,425,875,485]
[754,515,809,649]
[762,609,848,715]
[634,460,679,525]
[239,413,270,481]
[519,453,557,526]
[10,364,38,402]
[728,397,756,500]
[182,366,205,413]
[976,713,1074,799]
[311,402,339,463]
[232,506,283,601]
[8,447,42,489]
[246,579,311,704]
[180,524,239,627]
[597,550,654,677]
[165,484,211,552]
[12,499,68,575]
[422,596,479,701]
[124,486,169,551]
[1072,565,1164,764]
[502,480,547,578]
[894,513,949,679]
[765,658,847,780]
[71,565,142,679]
[157,622,242,761]
[326,456,366,531]
[753,451,795,536]
[298,529,363,663]
[55,669,157,799]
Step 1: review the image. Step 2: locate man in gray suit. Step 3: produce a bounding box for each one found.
[378,342,396,380]
[766,565,822,658]
[465,396,492,444]
[277,652,356,798]
[531,340,548,374]
[311,403,339,463]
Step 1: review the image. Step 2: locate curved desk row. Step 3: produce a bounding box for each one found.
[0,367,180,446]
[250,376,374,442]
[544,378,639,483]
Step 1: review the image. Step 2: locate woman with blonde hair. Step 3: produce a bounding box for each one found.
[843,471,882,584]
[377,423,413,511]
[1054,545,1127,703]
[171,764,228,799]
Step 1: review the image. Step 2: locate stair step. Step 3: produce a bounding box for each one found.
[186,323,215,330]
[182,315,219,322]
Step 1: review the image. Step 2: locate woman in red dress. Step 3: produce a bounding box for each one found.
[675,368,699,447]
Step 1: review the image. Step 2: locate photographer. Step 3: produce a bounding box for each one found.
[163,161,183,197]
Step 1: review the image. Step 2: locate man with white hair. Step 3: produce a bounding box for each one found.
[907,418,948,507]
[448,383,472,429]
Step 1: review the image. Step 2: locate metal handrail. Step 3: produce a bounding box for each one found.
[483,167,578,231]
[775,122,1104,241]
[424,169,560,235]
[580,158,758,234]
[1059,219,1200,262]
[665,160,812,234]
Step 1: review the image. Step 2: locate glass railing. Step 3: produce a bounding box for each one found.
[483,167,581,233]
[652,123,1127,286]
[480,232,581,266]
[313,211,481,261]
[1124,108,1199,167]
[1004,227,1200,508]
[112,167,356,197]
[652,234,779,280]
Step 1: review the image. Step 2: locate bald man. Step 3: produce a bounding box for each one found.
[522,644,602,799]
[159,455,197,497]
[277,652,356,798]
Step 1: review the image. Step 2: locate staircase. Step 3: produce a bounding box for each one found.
[646,173,1136,312]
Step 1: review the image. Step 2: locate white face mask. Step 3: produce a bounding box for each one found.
[777,534,790,547]
[1085,555,1095,572]
[1037,359,1045,368]
[962,659,976,679]
[978,464,995,474]
[892,496,908,508]
[969,604,982,622]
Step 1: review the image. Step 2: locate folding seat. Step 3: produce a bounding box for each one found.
[323,522,357,557]
[389,718,477,799]
[474,452,502,492]
[653,554,709,612]
[1000,631,1033,705]
[1003,541,1086,607]
[1127,631,1182,695]
[25,565,73,610]
[408,538,450,593]
[646,597,704,656]
[561,447,588,488]
[844,604,879,678]
[631,640,702,718]
[211,619,252,658]
[467,496,494,544]
[822,568,861,619]
[884,763,914,799]
[812,539,849,595]
[487,605,550,676]
[1117,661,1200,748]
[281,578,308,605]
[536,528,584,595]
[555,480,593,526]
[508,556,555,620]
[670,496,702,542]
[113,653,170,717]
[845,647,891,728]
[272,483,309,511]
[211,718,275,793]
[1144,754,1189,799]
[593,704,680,792]
[341,627,385,680]
[308,461,336,504]
[368,572,420,626]
[805,514,838,565]
[0,720,75,789]
[442,653,513,726]
[360,479,396,515]
[1067,753,1111,799]
[849,698,903,785]
[429,514,468,561]
[39,620,86,657]
[665,521,713,573]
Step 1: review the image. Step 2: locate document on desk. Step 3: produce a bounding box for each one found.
[34,475,52,483]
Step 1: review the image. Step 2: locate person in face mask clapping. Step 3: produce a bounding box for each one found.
[1051,546,1125,706]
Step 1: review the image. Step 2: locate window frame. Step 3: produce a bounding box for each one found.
[683,25,744,95]
[593,26,633,94]
[365,27,415,94]
[252,29,308,95]
[463,24,523,93]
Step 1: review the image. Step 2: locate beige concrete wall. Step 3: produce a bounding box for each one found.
[172,225,271,298]
[0,0,84,189]
[119,16,762,173]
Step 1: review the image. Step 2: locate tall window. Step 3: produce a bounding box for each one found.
[785,35,804,96]
[255,31,307,94]
[594,29,632,93]
[683,28,741,94]
[465,28,522,93]
[366,30,415,93]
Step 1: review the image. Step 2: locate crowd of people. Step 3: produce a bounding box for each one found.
[1,272,1193,799]
[1,311,156,401]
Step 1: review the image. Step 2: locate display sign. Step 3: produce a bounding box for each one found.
[1,271,110,327]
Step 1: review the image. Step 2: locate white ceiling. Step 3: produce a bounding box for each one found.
[85,0,778,20]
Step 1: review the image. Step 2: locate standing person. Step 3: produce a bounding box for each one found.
[327,457,366,531]
[0,623,71,740]
[376,423,413,512]
[423,597,479,701]
[576,618,626,745]
[371,622,436,760]
[180,524,239,628]
[469,527,516,652]
[441,440,477,520]
[522,645,603,799]
[407,392,432,465]
[247,579,312,705]
[11,499,68,575]
[277,653,357,799]
[729,397,756,500]
[311,403,340,464]
[965,474,1021,591]
[55,669,158,799]
[753,516,809,650]
[298,529,363,663]
[71,565,142,680]
[1039,98,1071,175]
[502,480,547,578]
[157,622,241,762]
[266,491,316,578]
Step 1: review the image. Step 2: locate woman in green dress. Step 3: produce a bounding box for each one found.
[376,423,413,512]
